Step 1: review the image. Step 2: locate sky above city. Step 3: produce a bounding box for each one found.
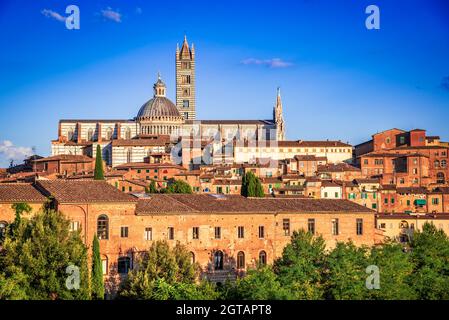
[0,0,448,166]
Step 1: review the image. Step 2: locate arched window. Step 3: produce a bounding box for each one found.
[106,128,113,140]
[101,255,108,275]
[259,251,267,266]
[87,128,94,141]
[117,257,131,274]
[97,215,109,240]
[237,251,245,269]
[125,128,131,140]
[441,160,447,168]
[67,129,74,141]
[214,251,223,270]
[190,252,195,264]
[434,160,440,168]
[437,172,445,184]
[0,221,8,240]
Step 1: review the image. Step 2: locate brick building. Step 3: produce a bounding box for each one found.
[0,180,378,291]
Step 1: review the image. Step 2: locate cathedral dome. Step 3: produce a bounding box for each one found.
[137,74,181,120]
[137,96,181,119]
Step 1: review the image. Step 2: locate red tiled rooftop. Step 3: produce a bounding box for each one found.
[36,180,137,203]
[0,183,47,202]
[136,194,374,214]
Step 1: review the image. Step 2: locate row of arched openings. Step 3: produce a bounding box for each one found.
[67,127,132,141]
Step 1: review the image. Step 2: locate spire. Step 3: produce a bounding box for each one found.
[275,87,282,113]
[180,35,192,59]
[274,87,285,141]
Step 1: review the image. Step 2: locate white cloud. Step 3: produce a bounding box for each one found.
[241,58,293,68]
[0,140,33,162]
[41,9,66,22]
[101,7,122,23]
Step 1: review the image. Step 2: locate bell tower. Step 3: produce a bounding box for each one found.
[176,35,196,120]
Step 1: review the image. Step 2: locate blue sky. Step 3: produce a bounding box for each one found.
[0,0,448,166]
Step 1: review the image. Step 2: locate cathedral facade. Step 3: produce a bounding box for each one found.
[51,37,286,168]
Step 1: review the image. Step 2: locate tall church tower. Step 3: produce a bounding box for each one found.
[176,36,196,120]
[274,87,286,141]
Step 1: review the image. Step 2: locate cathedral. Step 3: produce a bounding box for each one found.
[51,37,286,167]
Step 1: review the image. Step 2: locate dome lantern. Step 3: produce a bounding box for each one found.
[153,72,166,97]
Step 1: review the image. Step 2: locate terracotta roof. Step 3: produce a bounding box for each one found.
[317,163,361,172]
[381,184,397,190]
[274,186,305,192]
[260,177,283,183]
[396,187,428,194]
[391,145,449,151]
[376,213,449,220]
[278,140,352,148]
[36,180,137,203]
[321,181,342,188]
[353,178,381,184]
[282,174,304,180]
[212,179,242,186]
[124,179,150,187]
[293,155,319,161]
[115,162,185,170]
[305,177,322,183]
[429,187,449,194]
[0,183,47,202]
[33,154,94,163]
[175,171,200,177]
[361,152,399,158]
[135,194,374,214]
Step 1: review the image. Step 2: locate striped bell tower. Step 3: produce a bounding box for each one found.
[176,35,196,120]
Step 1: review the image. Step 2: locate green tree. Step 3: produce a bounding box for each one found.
[0,208,90,300]
[408,222,449,299]
[240,171,248,197]
[7,202,32,239]
[273,230,326,299]
[94,145,104,180]
[254,177,265,197]
[147,180,158,193]
[165,179,192,194]
[91,234,104,300]
[232,266,292,300]
[118,241,213,300]
[247,172,257,196]
[324,242,369,300]
[367,242,416,300]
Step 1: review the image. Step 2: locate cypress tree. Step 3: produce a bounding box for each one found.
[94,145,104,180]
[241,172,248,197]
[247,172,257,197]
[255,177,265,197]
[91,234,104,300]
